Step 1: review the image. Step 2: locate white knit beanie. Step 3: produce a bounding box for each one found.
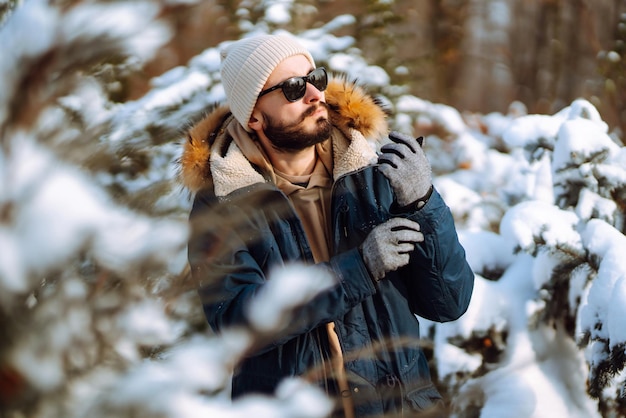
[220,34,316,131]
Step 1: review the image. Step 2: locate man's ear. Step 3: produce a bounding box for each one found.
[248,109,263,131]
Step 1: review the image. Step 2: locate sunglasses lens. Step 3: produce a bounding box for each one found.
[277,68,328,102]
[309,68,327,91]
[283,78,307,102]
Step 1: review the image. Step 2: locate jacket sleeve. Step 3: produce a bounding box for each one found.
[188,190,377,346]
[397,188,474,322]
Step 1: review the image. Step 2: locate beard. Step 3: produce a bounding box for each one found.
[262,103,332,152]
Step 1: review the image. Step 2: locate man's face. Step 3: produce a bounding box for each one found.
[261,102,331,151]
[250,55,331,151]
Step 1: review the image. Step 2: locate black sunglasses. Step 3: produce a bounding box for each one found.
[258,67,328,102]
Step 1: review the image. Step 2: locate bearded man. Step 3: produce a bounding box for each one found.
[180,34,474,418]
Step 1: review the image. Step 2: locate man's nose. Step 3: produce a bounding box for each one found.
[303,82,323,104]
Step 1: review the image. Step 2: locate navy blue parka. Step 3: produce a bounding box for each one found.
[182,78,474,417]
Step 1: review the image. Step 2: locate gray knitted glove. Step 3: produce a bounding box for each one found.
[378,131,432,207]
[359,217,424,281]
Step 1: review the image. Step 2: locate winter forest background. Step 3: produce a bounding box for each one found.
[1,0,626,417]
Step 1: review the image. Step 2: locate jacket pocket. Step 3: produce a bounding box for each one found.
[405,383,444,412]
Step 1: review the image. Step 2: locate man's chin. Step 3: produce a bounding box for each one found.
[313,119,332,140]
[313,113,330,126]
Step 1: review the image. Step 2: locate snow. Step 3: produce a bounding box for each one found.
[264,2,292,25]
[607,50,621,62]
[62,2,172,61]
[0,0,57,127]
[0,136,187,297]
[553,118,617,171]
[608,277,626,347]
[579,219,626,347]
[247,264,336,332]
[499,200,581,251]
[298,16,357,58]
[396,96,467,136]
[117,300,185,347]
[458,230,516,274]
[502,114,562,149]
[143,71,213,111]
[424,86,624,416]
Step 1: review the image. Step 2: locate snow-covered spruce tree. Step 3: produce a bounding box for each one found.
[549,104,626,415]
[511,100,626,415]
[421,98,626,416]
[0,1,191,415]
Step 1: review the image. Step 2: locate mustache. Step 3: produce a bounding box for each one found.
[300,101,329,121]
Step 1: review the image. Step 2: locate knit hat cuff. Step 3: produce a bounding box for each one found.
[220,35,315,131]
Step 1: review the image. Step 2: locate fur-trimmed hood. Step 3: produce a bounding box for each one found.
[179,77,389,195]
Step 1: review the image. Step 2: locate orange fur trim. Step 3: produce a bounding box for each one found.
[179,106,230,192]
[325,77,388,142]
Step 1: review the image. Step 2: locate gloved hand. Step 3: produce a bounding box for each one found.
[359,217,424,281]
[378,131,432,207]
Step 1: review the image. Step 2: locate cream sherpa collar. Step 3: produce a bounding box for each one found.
[179,77,388,195]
